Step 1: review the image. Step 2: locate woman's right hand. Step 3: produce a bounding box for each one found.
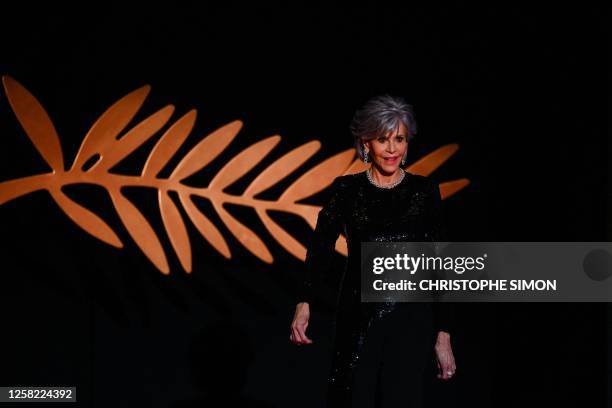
[290,302,313,345]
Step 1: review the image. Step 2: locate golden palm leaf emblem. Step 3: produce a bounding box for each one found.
[0,76,469,274]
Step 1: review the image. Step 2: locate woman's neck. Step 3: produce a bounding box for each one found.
[368,166,404,186]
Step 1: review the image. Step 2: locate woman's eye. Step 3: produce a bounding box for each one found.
[377,138,386,143]
[396,137,405,142]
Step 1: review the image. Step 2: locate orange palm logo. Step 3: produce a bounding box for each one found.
[0,76,469,274]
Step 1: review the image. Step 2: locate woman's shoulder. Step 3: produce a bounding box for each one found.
[406,170,436,187]
[404,171,439,193]
[332,172,362,189]
[319,173,362,200]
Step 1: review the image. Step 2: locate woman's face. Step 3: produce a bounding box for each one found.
[364,122,408,174]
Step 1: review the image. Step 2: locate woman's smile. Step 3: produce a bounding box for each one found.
[383,156,399,163]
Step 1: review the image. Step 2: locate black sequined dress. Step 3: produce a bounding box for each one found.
[298,170,454,408]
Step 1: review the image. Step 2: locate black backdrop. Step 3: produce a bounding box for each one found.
[0,3,608,407]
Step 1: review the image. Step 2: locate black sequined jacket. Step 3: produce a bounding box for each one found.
[298,170,454,334]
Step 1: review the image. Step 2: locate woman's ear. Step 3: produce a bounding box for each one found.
[401,149,408,165]
[362,142,370,163]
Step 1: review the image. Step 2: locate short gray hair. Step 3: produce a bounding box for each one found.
[350,94,418,162]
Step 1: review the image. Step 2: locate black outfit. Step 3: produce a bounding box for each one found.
[298,170,454,408]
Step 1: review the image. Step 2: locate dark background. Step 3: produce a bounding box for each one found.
[0,2,608,407]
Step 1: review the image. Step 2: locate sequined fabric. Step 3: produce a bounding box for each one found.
[298,170,454,407]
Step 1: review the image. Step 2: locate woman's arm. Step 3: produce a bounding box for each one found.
[428,178,455,335]
[291,176,347,346]
[297,176,347,305]
[428,178,457,379]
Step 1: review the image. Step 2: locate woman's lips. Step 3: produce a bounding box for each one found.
[383,156,398,163]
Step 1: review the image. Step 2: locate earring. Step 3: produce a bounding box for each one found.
[363,146,369,164]
[401,153,406,166]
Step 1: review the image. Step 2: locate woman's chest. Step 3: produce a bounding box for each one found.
[343,186,430,233]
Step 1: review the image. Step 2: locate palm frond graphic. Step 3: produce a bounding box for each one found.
[0,75,470,275]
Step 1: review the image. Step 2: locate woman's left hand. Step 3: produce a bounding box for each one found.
[434,331,456,380]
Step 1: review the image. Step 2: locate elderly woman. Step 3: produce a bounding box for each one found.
[289,95,456,407]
